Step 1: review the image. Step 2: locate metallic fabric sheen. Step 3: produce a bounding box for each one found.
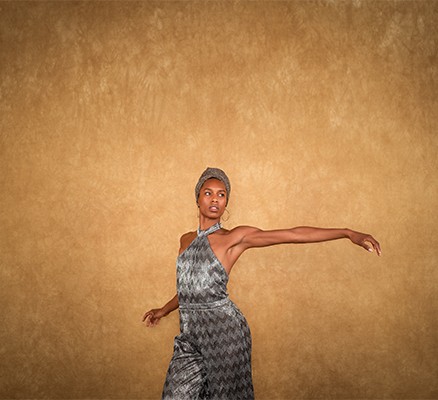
[162,223,254,399]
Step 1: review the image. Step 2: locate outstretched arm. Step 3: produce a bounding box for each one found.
[142,294,179,327]
[238,226,381,255]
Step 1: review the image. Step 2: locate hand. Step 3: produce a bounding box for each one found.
[349,231,382,256]
[142,308,165,327]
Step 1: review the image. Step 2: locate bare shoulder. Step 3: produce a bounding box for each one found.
[179,230,197,253]
[220,225,261,245]
[180,230,196,241]
[228,225,261,235]
[215,226,264,264]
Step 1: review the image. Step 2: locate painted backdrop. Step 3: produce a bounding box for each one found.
[1,1,437,399]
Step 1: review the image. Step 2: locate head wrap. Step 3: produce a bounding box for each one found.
[195,167,231,206]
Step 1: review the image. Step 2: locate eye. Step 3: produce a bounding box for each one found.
[204,191,211,196]
[219,193,225,197]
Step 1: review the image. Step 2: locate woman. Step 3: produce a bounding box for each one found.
[143,167,381,400]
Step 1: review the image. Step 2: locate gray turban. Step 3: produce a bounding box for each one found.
[195,167,231,206]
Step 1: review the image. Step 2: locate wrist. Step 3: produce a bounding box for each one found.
[344,228,353,240]
[159,307,169,317]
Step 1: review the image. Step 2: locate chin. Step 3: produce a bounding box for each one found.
[207,212,223,219]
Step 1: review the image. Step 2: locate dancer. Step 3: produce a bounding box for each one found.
[143,167,381,400]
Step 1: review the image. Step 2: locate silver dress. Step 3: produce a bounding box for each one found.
[162,223,254,399]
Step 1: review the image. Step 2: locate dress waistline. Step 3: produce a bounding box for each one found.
[179,296,230,310]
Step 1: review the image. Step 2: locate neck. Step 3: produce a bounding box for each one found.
[199,215,221,231]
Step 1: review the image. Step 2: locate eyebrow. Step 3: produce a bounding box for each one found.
[203,187,226,192]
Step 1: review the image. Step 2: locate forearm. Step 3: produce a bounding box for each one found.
[289,226,352,244]
[161,294,179,316]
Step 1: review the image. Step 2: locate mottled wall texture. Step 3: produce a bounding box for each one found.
[1,1,437,399]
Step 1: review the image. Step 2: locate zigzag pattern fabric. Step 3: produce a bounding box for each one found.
[162,223,254,399]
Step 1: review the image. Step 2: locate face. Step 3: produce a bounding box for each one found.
[197,178,227,219]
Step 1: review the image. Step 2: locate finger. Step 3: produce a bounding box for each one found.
[148,318,158,328]
[361,239,372,252]
[374,240,382,256]
[366,237,381,256]
[368,236,381,256]
[143,313,153,324]
[363,240,376,254]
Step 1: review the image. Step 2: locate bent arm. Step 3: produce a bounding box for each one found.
[240,226,381,255]
[142,294,179,327]
[161,294,179,315]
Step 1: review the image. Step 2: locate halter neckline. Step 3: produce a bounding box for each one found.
[197,222,222,237]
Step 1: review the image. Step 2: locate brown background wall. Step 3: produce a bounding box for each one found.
[1,1,437,399]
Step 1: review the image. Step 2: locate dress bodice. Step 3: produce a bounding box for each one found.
[176,223,229,305]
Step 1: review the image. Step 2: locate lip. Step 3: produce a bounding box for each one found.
[209,206,219,212]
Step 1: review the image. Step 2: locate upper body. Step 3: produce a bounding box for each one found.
[143,167,381,326]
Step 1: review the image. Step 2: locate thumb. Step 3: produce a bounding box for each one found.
[362,242,373,252]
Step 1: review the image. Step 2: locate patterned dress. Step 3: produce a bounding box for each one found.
[162,223,254,399]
